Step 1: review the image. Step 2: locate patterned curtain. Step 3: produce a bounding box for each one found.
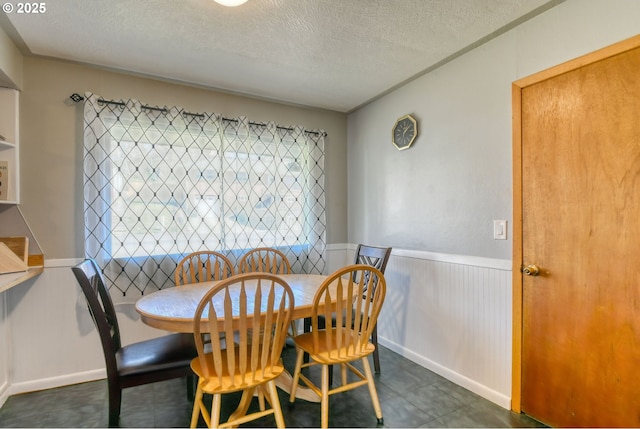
[82,93,326,295]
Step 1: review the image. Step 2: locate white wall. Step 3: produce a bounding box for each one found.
[347,0,640,407]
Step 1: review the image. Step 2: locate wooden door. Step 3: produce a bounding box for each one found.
[513,37,640,427]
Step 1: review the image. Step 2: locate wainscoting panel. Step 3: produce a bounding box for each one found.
[378,250,512,408]
[5,260,106,393]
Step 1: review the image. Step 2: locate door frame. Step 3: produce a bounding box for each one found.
[510,33,640,413]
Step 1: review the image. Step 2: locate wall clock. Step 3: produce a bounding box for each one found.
[392,114,418,150]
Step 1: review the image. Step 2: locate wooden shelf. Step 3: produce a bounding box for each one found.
[0,140,15,148]
[0,266,44,294]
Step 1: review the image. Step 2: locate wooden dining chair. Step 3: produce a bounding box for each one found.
[238,247,291,275]
[238,247,297,336]
[190,272,295,428]
[305,244,392,381]
[72,259,197,427]
[289,264,387,429]
[174,250,235,286]
[348,244,391,373]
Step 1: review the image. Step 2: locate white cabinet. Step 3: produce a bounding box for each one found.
[0,88,19,204]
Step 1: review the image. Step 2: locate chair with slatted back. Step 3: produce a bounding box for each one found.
[289,264,387,429]
[175,251,235,350]
[305,244,391,380]
[175,251,235,286]
[350,244,391,373]
[72,259,197,427]
[238,247,296,337]
[238,247,291,275]
[189,273,295,428]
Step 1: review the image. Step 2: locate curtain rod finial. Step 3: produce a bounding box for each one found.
[70,93,84,103]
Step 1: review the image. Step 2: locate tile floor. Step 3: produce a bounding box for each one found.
[0,345,545,428]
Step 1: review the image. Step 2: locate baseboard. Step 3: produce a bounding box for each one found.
[0,380,9,409]
[8,369,106,396]
[379,337,512,410]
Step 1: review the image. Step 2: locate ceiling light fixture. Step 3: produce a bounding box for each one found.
[213,0,248,6]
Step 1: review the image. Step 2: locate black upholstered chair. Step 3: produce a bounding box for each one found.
[72,259,197,427]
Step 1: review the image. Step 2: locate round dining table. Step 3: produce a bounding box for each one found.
[135,273,342,403]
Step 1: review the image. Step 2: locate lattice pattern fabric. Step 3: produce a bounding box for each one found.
[82,93,326,295]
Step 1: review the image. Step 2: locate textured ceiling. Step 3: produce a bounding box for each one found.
[2,0,559,112]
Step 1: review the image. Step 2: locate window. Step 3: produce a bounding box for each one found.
[82,94,326,295]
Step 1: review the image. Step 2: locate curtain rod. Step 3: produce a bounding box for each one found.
[69,93,326,137]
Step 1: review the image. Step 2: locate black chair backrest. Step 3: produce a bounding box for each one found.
[354,244,392,272]
[72,259,121,371]
[353,244,392,295]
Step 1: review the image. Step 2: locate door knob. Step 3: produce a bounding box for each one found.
[522,265,540,276]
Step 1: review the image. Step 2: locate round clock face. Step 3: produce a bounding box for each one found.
[392,114,417,150]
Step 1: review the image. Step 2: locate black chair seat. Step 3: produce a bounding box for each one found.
[117,333,196,377]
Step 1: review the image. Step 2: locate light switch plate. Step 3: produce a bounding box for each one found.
[493,220,507,240]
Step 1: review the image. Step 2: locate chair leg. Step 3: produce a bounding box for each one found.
[190,384,204,428]
[303,317,311,363]
[361,356,383,424]
[372,326,381,374]
[289,347,305,404]
[187,374,196,401]
[210,393,221,429]
[321,364,330,429]
[267,380,286,429]
[328,364,334,386]
[107,382,122,427]
[258,388,266,411]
